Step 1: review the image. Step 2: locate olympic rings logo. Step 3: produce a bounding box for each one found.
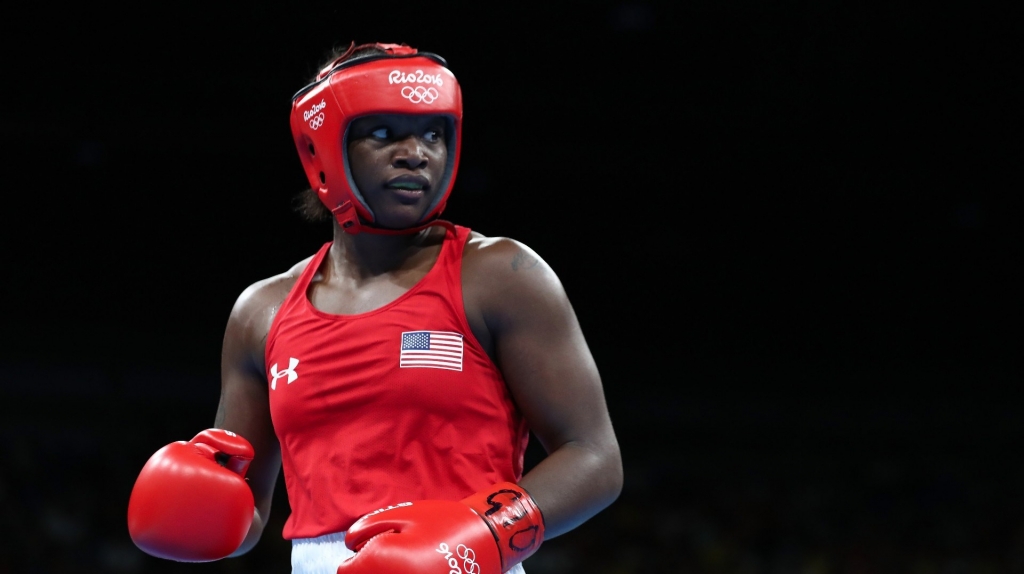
[401,86,438,104]
[436,542,480,574]
[308,113,325,130]
[457,544,480,574]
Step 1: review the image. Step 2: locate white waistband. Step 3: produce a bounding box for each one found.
[290,531,526,574]
[291,531,355,574]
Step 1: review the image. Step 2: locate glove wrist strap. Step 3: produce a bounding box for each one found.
[461,482,545,571]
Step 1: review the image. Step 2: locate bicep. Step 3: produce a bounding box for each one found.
[487,252,614,454]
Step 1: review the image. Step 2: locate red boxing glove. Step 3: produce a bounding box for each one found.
[338,482,544,574]
[127,429,255,562]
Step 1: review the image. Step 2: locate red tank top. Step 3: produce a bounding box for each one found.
[265,223,529,540]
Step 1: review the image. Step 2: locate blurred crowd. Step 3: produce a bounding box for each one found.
[1,365,1022,574]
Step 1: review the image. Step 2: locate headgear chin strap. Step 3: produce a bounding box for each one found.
[289,42,463,235]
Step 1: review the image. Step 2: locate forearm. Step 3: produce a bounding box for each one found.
[519,439,623,539]
[230,507,268,557]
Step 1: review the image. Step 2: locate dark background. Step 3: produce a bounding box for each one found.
[2,1,1020,573]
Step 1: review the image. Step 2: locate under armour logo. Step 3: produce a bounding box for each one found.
[270,358,300,390]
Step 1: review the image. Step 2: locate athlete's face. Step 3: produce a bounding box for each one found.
[347,114,449,229]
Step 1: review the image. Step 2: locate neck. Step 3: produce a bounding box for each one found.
[329,222,443,276]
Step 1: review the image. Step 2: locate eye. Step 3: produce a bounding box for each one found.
[423,129,442,143]
[370,127,391,139]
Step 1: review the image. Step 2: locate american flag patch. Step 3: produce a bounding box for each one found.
[400,331,464,371]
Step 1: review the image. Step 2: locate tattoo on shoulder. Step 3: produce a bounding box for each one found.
[511,248,540,271]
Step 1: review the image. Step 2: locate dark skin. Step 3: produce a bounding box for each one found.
[215,113,623,556]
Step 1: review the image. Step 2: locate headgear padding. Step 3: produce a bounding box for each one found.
[289,43,463,234]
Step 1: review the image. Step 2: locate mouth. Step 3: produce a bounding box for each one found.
[386,176,430,202]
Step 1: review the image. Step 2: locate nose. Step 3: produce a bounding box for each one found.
[391,135,429,171]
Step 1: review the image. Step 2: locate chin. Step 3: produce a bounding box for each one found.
[373,216,426,231]
[374,208,430,229]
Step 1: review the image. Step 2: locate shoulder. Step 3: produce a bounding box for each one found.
[464,231,553,278]
[221,253,320,374]
[228,254,317,336]
[462,231,567,317]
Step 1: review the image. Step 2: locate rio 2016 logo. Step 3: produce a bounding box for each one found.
[302,99,327,130]
[389,69,444,86]
[303,99,326,121]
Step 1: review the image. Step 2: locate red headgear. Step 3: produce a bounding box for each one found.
[289,43,463,234]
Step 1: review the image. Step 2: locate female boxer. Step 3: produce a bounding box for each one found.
[128,42,623,574]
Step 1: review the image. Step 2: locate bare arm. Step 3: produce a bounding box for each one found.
[213,275,296,555]
[465,237,623,539]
